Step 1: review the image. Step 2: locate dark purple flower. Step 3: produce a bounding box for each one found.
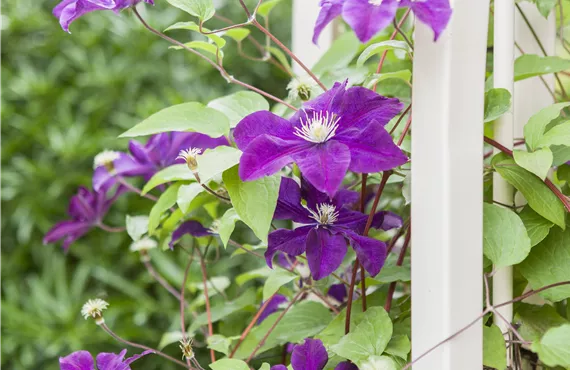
[43,186,125,250]
[168,220,213,249]
[313,0,452,44]
[258,294,288,324]
[59,349,152,370]
[291,338,328,370]
[54,0,154,33]
[234,81,407,196]
[93,132,228,192]
[327,283,348,302]
[266,178,398,280]
[271,366,288,370]
[335,362,359,370]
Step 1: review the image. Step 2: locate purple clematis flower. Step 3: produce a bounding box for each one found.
[258,294,289,324]
[313,0,452,44]
[234,81,407,197]
[59,349,152,370]
[43,186,125,250]
[93,132,228,192]
[168,220,213,249]
[54,0,154,33]
[335,362,359,370]
[266,177,400,280]
[291,338,329,370]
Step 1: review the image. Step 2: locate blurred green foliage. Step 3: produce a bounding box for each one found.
[1,0,290,368]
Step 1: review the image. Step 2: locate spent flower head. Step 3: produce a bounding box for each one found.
[93,150,121,170]
[81,299,109,324]
[177,148,202,172]
[287,76,318,101]
[179,338,195,360]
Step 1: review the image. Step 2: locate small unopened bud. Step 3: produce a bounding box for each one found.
[177,148,202,173]
[93,150,120,171]
[179,338,195,360]
[287,77,317,101]
[81,298,109,325]
[130,237,158,262]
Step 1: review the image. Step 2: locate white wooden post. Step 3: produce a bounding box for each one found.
[492,2,516,361]
[291,0,335,74]
[411,0,489,368]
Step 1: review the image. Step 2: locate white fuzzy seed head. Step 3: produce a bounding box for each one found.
[294,111,340,143]
[177,148,202,171]
[287,77,318,101]
[308,203,339,225]
[130,237,158,253]
[93,150,120,169]
[81,299,109,324]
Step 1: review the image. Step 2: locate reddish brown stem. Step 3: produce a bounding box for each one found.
[345,259,361,335]
[197,248,216,363]
[389,105,412,135]
[385,225,411,312]
[484,136,570,212]
[397,115,412,146]
[311,288,340,314]
[229,293,278,358]
[246,290,305,362]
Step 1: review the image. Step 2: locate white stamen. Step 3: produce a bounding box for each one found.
[93,150,120,169]
[177,148,202,162]
[130,237,157,252]
[294,111,340,143]
[81,299,109,323]
[368,0,383,6]
[308,203,339,225]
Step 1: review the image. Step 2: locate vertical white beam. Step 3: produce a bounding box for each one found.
[514,3,556,138]
[411,0,488,368]
[492,0,515,358]
[291,0,334,74]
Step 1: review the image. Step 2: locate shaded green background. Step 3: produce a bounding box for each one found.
[1,0,291,368]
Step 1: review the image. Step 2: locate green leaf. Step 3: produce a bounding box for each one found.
[518,206,555,247]
[177,183,204,213]
[207,91,269,128]
[189,289,256,333]
[559,164,570,183]
[209,359,249,370]
[515,55,570,81]
[368,264,411,284]
[263,269,298,301]
[142,164,194,194]
[236,266,271,286]
[197,146,242,184]
[167,0,215,22]
[148,184,180,234]
[223,28,251,42]
[158,331,184,350]
[357,40,411,67]
[313,32,360,76]
[384,335,410,360]
[513,148,553,180]
[171,41,224,58]
[126,215,148,241]
[364,70,412,89]
[552,145,570,166]
[529,0,557,17]
[515,303,568,342]
[232,301,333,359]
[519,226,570,302]
[207,335,233,356]
[330,307,393,364]
[268,46,294,75]
[483,324,507,370]
[493,156,566,228]
[119,102,229,138]
[223,166,280,244]
[258,364,271,370]
[532,324,570,367]
[524,103,570,151]
[538,121,570,148]
[164,21,225,48]
[484,88,512,123]
[483,203,531,267]
[217,208,240,247]
[356,356,398,370]
[256,0,282,17]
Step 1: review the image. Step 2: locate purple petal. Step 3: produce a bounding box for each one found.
[59,350,95,370]
[258,294,288,324]
[336,120,408,173]
[169,132,229,165]
[292,141,351,197]
[312,0,345,44]
[345,231,387,277]
[333,189,360,209]
[291,338,329,370]
[335,87,403,129]
[271,366,288,370]
[239,135,310,182]
[406,0,452,41]
[328,283,348,302]
[342,0,398,43]
[93,154,153,192]
[306,228,347,280]
[54,0,114,32]
[266,226,312,268]
[43,220,92,250]
[234,111,298,150]
[372,211,403,231]
[275,177,314,223]
[335,361,359,370]
[123,350,153,366]
[68,187,97,220]
[95,350,128,370]
[169,220,212,249]
[128,140,153,165]
[335,209,368,230]
[297,81,348,115]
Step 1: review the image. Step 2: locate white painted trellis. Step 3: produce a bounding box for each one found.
[291,0,555,369]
